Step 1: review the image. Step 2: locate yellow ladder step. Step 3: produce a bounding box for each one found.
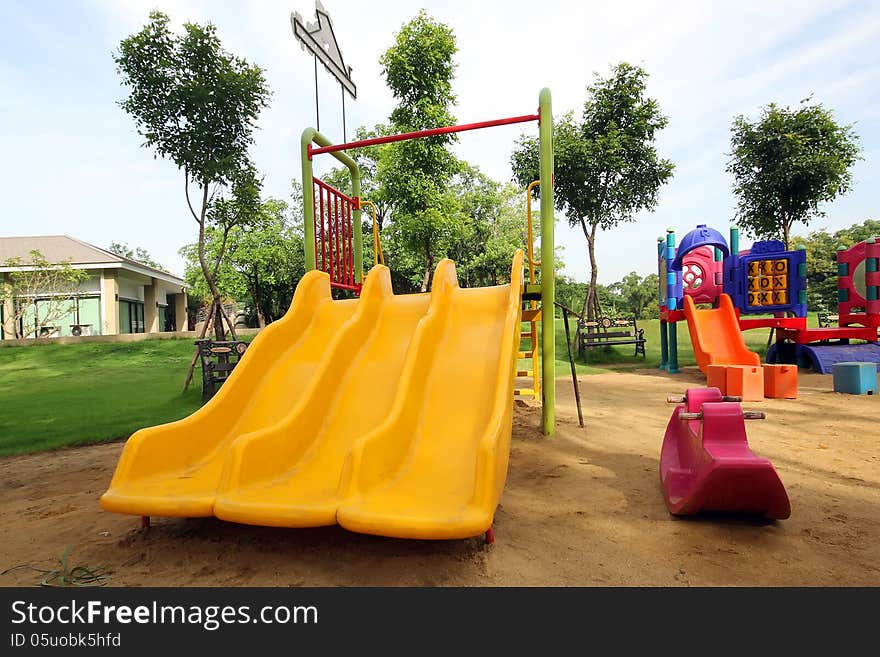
[516,370,534,377]
[515,389,537,396]
[522,309,542,322]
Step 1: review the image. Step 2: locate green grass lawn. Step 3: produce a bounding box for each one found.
[0,340,204,457]
[540,311,823,376]
[1,311,819,457]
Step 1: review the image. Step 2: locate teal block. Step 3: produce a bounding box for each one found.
[832,362,878,395]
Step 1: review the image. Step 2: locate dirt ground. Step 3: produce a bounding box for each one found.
[1,368,878,587]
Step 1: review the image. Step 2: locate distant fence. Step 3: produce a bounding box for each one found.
[0,328,262,348]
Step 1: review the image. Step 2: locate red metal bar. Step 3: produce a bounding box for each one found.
[309,113,540,157]
[314,177,358,204]
[347,203,354,285]
[330,281,361,292]
[318,184,326,271]
[341,197,347,285]
[334,194,341,282]
[344,201,351,285]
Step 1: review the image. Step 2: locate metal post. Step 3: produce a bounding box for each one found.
[341,83,346,143]
[301,129,361,281]
[538,88,555,436]
[560,305,584,428]
[314,54,320,132]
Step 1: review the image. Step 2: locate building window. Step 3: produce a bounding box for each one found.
[119,299,145,334]
[10,295,102,338]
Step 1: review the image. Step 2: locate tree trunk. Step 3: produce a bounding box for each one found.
[783,220,791,250]
[581,222,601,321]
[252,268,266,329]
[192,180,238,342]
[420,237,434,293]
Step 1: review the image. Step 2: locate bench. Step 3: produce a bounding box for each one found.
[578,316,646,358]
[195,339,249,400]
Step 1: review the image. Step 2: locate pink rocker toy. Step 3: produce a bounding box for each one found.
[660,387,791,519]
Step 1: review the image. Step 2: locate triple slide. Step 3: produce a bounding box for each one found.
[102,252,524,540]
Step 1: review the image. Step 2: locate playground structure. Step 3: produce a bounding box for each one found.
[658,225,880,374]
[767,237,880,373]
[660,388,790,519]
[102,90,557,541]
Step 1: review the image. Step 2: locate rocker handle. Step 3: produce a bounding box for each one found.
[678,410,766,420]
[666,394,742,403]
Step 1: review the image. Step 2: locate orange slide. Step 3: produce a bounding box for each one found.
[683,294,760,374]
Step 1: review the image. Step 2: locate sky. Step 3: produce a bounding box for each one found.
[1,0,879,283]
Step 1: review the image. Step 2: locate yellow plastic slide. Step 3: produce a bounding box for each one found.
[100,271,359,517]
[683,293,760,374]
[213,265,433,527]
[102,251,524,540]
[337,251,523,539]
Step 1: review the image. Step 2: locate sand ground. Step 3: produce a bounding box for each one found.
[1,368,878,586]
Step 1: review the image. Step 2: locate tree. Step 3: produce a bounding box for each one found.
[324,124,396,230]
[511,62,674,321]
[447,167,524,287]
[378,11,461,291]
[1,250,89,339]
[181,197,306,328]
[607,271,659,320]
[107,242,164,270]
[791,218,880,310]
[727,98,862,248]
[114,11,270,340]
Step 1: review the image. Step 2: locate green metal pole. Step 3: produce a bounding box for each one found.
[301,130,317,272]
[301,129,362,282]
[539,88,555,437]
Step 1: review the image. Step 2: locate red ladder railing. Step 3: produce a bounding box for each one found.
[313,177,361,293]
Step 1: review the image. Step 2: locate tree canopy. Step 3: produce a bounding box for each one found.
[727,98,862,247]
[114,10,270,339]
[108,242,164,271]
[377,10,461,291]
[511,62,674,320]
[181,196,305,328]
[791,218,880,310]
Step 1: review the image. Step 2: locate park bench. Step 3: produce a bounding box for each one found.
[195,338,249,400]
[578,316,647,358]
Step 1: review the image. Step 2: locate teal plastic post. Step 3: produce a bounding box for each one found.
[668,322,680,374]
[659,320,669,370]
[730,226,740,256]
